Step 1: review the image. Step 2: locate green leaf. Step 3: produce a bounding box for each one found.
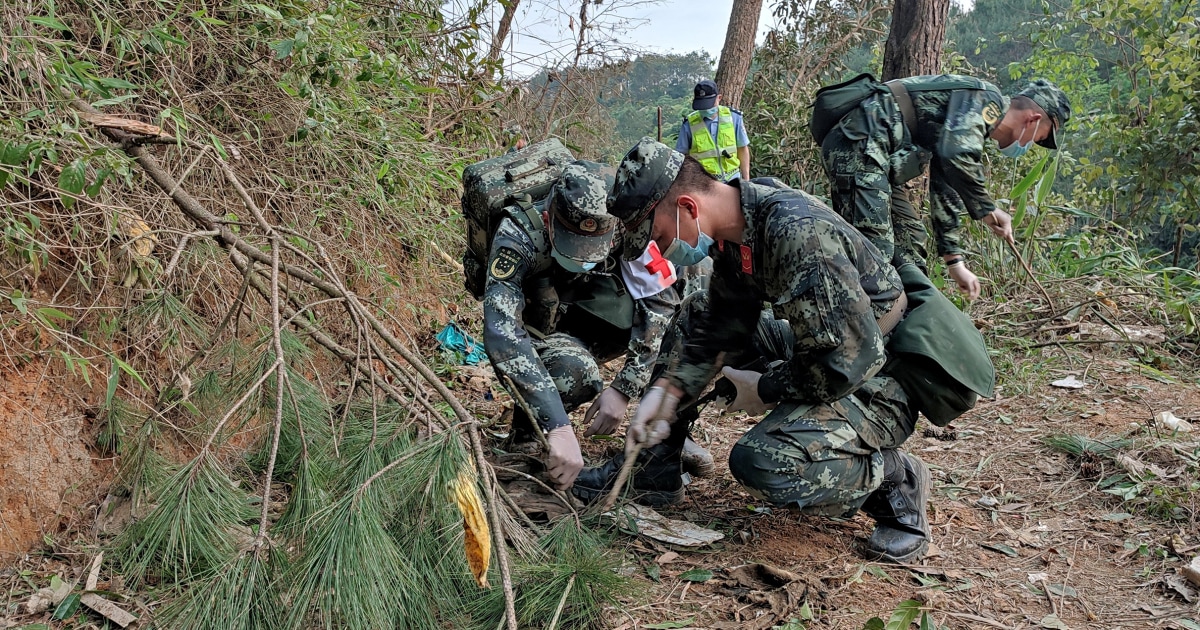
[34,307,73,330]
[863,619,886,630]
[105,362,120,409]
[643,618,695,629]
[884,600,923,630]
[980,542,1018,557]
[919,612,937,630]
[2,141,31,166]
[52,592,81,620]
[1175,620,1200,630]
[1034,151,1059,206]
[29,15,70,31]
[1010,152,1049,200]
[111,355,149,389]
[678,568,713,582]
[91,94,139,107]
[85,169,110,198]
[270,39,294,59]
[58,159,86,209]
[645,563,661,582]
[96,77,139,90]
[1045,583,1077,598]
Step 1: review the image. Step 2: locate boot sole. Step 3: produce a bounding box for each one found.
[865,454,933,564]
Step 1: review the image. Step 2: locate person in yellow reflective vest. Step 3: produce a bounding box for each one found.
[675,80,751,182]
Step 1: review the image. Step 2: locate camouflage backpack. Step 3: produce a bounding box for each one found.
[461,138,575,299]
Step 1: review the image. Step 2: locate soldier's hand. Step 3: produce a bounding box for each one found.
[947,262,982,300]
[626,385,678,455]
[545,425,584,490]
[982,209,1014,244]
[583,387,630,437]
[719,366,776,416]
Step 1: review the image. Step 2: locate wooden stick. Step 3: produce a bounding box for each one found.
[1006,238,1055,310]
[599,443,642,512]
[547,574,576,630]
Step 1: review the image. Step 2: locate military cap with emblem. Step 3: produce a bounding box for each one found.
[548,160,618,264]
[608,138,685,260]
[1017,79,1071,149]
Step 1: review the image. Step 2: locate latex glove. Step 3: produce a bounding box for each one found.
[982,209,1014,244]
[545,425,583,490]
[582,387,630,437]
[626,386,678,455]
[947,262,981,300]
[719,366,776,416]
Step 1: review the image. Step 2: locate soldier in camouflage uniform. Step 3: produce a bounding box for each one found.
[484,160,699,490]
[816,76,1071,299]
[575,138,994,563]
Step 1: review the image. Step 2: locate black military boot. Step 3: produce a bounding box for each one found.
[571,426,686,507]
[860,450,931,563]
[503,408,544,456]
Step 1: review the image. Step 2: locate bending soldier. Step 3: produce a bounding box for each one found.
[482,160,711,490]
[578,139,995,563]
[814,75,1070,299]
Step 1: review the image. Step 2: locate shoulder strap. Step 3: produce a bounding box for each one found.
[885,80,917,136]
[505,195,547,253]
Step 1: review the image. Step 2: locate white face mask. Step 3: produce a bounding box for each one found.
[999,120,1039,158]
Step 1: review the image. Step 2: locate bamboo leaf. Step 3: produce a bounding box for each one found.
[1010,152,1049,200]
[1035,151,1060,206]
[678,568,713,582]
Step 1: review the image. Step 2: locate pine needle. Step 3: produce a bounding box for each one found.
[157,544,287,630]
[114,452,256,587]
[466,519,628,629]
[285,488,440,630]
[1042,433,1129,457]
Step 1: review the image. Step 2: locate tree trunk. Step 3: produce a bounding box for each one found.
[881,0,950,80]
[487,0,521,62]
[713,0,764,109]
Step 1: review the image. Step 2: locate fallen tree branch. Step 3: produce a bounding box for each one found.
[71,95,521,629]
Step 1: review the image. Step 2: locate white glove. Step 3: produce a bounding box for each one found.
[545,425,583,490]
[582,387,630,437]
[947,262,981,300]
[982,209,1014,244]
[626,386,678,455]
[719,366,776,416]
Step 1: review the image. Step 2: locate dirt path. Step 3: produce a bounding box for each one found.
[601,357,1200,629]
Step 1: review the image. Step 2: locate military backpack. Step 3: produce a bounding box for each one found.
[460,138,575,299]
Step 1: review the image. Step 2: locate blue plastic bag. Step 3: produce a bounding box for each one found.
[435,322,486,366]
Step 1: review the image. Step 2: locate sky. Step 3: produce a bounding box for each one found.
[484,0,781,77]
[467,0,977,78]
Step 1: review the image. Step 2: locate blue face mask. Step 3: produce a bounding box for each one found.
[702,106,720,118]
[551,249,596,273]
[662,209,713,267]
[998,120,1039,159]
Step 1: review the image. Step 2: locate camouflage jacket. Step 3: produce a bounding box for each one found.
[482,215,678,432]
[871,75,1008,255]
[667,181,905,404]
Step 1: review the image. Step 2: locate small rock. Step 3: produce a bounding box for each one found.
[25,587,54,614]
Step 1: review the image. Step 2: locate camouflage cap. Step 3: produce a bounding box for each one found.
[1017,79,1071,149]
[548,160,618,264]
[607,138,685,260]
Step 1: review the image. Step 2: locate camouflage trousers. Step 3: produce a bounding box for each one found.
[820,123,930,272]
[511,333,604,432]
[727,375,916,516]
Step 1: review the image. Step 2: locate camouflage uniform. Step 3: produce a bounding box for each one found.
[669,181,912,515]
[819,75,1009,269]
[483,162,679,434]
[609,139,914,515]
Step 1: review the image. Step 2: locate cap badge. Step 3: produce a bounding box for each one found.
[580,218,597,233]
